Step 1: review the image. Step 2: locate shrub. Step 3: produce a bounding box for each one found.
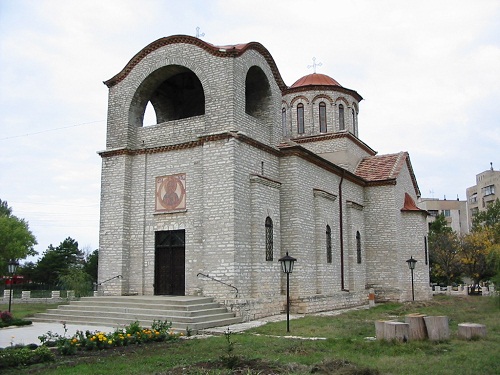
[0,311,13,323]
[0,345,54,369]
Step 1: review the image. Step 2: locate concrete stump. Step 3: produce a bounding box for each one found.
[424,316,449,341]
[458,323,487,340]
[375,320,386,340]
[405,313,427,340]
[383,321,409,342]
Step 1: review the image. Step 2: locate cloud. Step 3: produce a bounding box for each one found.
[1,0,499,256]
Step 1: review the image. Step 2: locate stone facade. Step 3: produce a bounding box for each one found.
[98,35,431,319]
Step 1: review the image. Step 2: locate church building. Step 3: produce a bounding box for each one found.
[98,35,431,319]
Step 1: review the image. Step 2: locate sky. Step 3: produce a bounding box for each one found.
[1,0,499,260]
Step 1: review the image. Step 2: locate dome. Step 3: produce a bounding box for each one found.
[290,73,342,88]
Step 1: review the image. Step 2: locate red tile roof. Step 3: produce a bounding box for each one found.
[401,192,426,212]
[355,152,409,182]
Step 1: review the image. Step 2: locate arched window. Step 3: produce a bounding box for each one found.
[352,108,357,135]
[326,225,332,263]
[356,231,362,264]
[339,104,345,130]
[265,217,273,261]
[319,102,327,133]
[282,108,287,136]
[297,103,305,134]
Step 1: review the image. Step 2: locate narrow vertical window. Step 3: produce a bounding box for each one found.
[319,102,327,132]
[424,236,428,265]
[352,108,357,135]
[282,108,287,136]
[297,103,304,134]
[356,231,362,264]
[265,217,273,261]
[326,225,332,263]
[339,104,345,130]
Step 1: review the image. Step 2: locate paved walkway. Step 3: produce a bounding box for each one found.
[0,305,369,348]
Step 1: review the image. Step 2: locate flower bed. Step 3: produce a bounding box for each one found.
[38,320,182,356]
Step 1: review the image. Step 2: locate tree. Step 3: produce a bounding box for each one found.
[469,198,500,287]
[428,213,461,285]
[59,267,93,297]
[460,230,496,286]
[429,231,461,285]
[83,249,98,283]
[32,237,84,286]
[0,199,37,272]
[472,198,500,231]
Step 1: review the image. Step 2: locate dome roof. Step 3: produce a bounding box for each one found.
[290,73,342,88]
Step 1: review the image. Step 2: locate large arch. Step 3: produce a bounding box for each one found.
[245,66,271,121]
[129,65,205,127]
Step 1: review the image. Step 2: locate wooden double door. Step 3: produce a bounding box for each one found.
[154,230,185,295]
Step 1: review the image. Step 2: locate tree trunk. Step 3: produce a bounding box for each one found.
[383,321,409,342]
[458,323,487,340]
[405,314,427,340]
[424,316,449,341]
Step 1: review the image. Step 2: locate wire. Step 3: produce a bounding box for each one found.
[0,120,105,141]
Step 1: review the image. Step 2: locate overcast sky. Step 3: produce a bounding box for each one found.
[1,0,499,259]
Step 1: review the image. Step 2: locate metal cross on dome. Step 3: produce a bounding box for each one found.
[196,27,205,39]
[307,57,323,73]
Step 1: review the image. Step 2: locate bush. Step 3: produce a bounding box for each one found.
[0,310,13,323]
[0,345,54,369]
[0,311,32,328]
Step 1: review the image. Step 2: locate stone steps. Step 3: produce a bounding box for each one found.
[31,295,242,333]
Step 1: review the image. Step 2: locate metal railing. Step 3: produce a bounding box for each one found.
[94,275,122,291]
[197,273,238,296]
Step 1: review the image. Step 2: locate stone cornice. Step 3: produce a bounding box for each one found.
[313,188,337,201]
[98,131,401,190]
[250,174,282,189]
[290,132,376,156]
[283,85,363,102]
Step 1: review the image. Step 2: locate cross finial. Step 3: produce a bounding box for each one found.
[196,27,205,39]
[307,57,322,73]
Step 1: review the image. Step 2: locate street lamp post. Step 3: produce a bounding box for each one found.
[7,259,19,313]
[278,252,297,333]
[406,256,417,301]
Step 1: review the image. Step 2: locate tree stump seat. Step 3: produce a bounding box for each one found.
[424,316,449,341]
[458,323,487,340]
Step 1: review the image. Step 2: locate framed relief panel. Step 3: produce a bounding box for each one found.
[155,173,186,212]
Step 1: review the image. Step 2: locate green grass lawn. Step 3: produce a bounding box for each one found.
[0,302,65,320]
[2,295,499,374]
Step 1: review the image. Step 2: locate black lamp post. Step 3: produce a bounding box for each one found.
[406,256,417,301]
[278,252,297,333]
[7,259,19,313]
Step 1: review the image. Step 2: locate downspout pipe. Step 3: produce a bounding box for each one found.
[339,171,345,290]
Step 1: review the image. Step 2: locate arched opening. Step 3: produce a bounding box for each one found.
[143,102,157,126]
[245,66,271,121]
[297,103,305,134]
[129,65,205,127]
[339,104,345,130]
[319,102,327,132]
